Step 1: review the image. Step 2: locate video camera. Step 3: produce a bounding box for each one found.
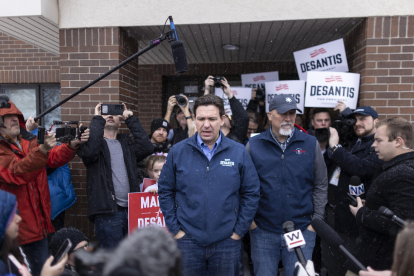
[255,87,266,102]
[37,121,87,145]
[314,116,356,146]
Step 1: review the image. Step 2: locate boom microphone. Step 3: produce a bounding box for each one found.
[283,221,307,267]
[311,218,367,272]
[378,206,406,227]
[169,16,188,73]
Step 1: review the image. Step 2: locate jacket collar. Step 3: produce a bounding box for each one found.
[260,126,305,146]
[382,151,414,170]
[0,127,35,146]
[187,131,230,154]
[360,133,375,143]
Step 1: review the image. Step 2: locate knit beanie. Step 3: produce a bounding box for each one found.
[150,118,170,137]
[50,227,89,255]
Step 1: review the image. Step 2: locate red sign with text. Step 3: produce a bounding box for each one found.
[128,192,166,235]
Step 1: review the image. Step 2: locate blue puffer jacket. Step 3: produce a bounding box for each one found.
[249,128,316,233]
[159,132,260,246]
[31,129,76,219]
[0,190,17,275]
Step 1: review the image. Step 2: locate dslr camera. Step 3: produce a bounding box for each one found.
[213,76,225,88]
[175,95,187,107]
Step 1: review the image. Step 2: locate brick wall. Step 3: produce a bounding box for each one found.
[0,32,59,83]
[137,61,297,131]
[59,27,139,238]
[344,17,414,121]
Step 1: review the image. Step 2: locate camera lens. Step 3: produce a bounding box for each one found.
[175,96,187,107]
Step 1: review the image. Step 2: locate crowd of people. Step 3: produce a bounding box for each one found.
[1,75,414,276]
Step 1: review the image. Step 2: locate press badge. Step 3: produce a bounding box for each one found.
[329,166,341,186]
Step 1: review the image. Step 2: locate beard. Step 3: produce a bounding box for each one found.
[354,124,374,137]
[279,122,293,136]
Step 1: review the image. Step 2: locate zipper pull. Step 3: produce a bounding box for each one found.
[281,154,284,160]
[206,166,209,172]
[112,194,115,200]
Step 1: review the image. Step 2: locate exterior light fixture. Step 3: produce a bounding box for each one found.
[222,44,239,50]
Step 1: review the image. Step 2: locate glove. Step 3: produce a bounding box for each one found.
[294,260,316,276]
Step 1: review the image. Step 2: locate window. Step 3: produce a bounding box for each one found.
[0,84,61,129]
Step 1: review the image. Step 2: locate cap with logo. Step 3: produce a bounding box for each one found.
[269,94,302,114]
[150,118,171,137]
[351,106,378,118]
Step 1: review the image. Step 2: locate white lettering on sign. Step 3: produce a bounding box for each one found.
[283,230,306,252]
[220,159,235,167]
[137,216,166,229]
[141,196,160,209]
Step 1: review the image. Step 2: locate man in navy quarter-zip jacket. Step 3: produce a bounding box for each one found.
[246,94,328,276]
[158,94,260,276]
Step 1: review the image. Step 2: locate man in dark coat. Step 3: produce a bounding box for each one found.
[77,103,153,248]
[348,117,414,273]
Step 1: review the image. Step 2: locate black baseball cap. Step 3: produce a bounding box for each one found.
[269,94,302,114]
[351,106,378,118]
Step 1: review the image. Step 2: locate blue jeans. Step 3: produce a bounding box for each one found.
[94,207,128,248]
[176,234,241,276]
[21,237,49,276]
[250,226,316,276]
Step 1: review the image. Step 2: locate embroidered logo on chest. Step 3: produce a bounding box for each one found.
[220,159,235,167]
[293,148,306,154]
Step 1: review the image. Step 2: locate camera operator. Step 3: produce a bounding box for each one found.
[348,117,414,274]
[322,103,384,276]
[0,97,89,276]
[77,102,153,249]
[164,95,193,145]
[204,75,249,144]
[247,88,267,129]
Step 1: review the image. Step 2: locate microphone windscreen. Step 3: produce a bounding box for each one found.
[311,218,343,248]
[378,206,394,219]
[349,176,361,186]
[170,40,188,73]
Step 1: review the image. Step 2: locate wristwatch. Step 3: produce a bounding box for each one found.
[185,116,193,120]
[332,144,342,152]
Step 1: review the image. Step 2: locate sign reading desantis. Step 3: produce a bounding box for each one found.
[305,71,360,109]
[241,71,279,90]
[215,87,252,115]
[293,39,349,80]
[264,80,305,114]
[128,192,166,235]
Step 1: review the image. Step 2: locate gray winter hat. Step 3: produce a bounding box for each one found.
[269,94,302,114]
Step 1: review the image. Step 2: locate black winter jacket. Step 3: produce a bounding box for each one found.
[227,96,249,144]
[348,152,414,272]
[327,133,384,237]
[77,116,153,221]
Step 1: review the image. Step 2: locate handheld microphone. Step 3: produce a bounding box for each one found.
[349,176,361,186]
[311,218,367,272]
[378,206,406,227]
[168,16,188,73]
[283,221,307,267]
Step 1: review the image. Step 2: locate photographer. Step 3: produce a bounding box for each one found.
[322,103,384,276]
[0,97,89,276]
[164,95,193,145]
[204,75,249,144]
[77,103,153,249]
[247,88,267,129]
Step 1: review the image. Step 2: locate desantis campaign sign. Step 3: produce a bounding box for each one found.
[305,71,360,109]
[241,71,279,90]
[215,87,252,115]
[128,192,166,235]
[293,38,349,80]
[264,80,305,114]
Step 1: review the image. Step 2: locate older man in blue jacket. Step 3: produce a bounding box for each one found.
[159,94,260,276]
[247,94,328,276]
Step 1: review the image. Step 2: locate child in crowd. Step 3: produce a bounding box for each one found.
[139,155,158,192]
[144,155,166,194]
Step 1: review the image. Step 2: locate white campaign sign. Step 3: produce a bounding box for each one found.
[241,71,279,90]
[294,38,349,80]
[264,80,305,114]
[215,87,252,115]
[305,71,360,109]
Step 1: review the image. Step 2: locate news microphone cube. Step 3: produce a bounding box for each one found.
[283,229,306,252]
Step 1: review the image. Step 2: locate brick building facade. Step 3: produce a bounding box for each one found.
[0,16,413,239]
